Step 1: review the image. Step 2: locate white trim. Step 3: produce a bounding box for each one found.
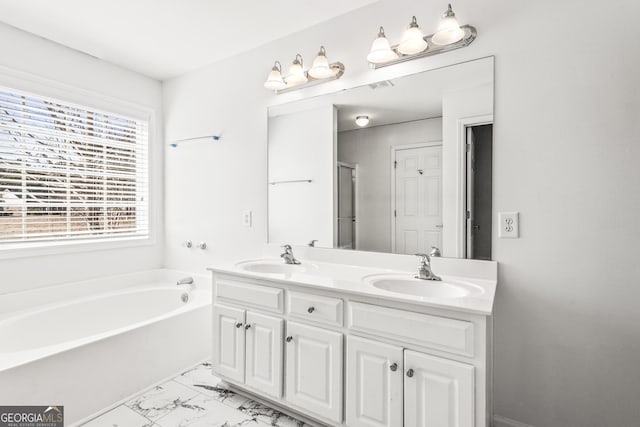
[493,415,536,427]
[390,141,442,253]
[0,65,160,260]
[455,114,493,258]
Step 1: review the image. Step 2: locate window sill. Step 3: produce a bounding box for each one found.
[0,235,156,261]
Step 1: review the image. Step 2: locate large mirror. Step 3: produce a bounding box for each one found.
[268,57,493,259]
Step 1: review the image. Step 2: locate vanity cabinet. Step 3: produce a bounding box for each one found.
[285,321,343,424]
[212,304,284,398]
[210,272,492,427]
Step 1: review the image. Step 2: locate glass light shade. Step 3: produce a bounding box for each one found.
[367,28,398,64]
[285,58,307,85]
[432,5,465,46]
[398,18,428,55]
[263,66,285,90]
[355,115,370,127]
[309,47,335,80]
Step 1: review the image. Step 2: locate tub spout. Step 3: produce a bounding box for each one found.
[176,277,194,286]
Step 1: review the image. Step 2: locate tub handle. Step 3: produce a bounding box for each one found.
[235,322,243,329]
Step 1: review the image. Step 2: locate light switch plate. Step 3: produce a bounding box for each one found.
[242,210,252,227]
[499,212,519,238]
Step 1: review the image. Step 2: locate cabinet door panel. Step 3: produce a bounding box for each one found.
[212,304,245,383]
[346,336,403,427]
[404,350,474,427]
[245,311,284,398]
[285,321,343,424]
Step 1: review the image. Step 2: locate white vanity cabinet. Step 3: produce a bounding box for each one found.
[210,271,493,427]
[212,304,284,398]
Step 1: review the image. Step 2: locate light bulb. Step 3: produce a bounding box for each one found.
[285,54,308,86]
[366,27,398,64]
[432,4,465,46]
[398,16,428,55]
[309,46,335,79]
[355,115,370,127]
[263,61,286,91]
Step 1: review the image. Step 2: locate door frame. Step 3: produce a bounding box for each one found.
[390,141,442,254]
[336,161,358,250]
[455,115,493,258]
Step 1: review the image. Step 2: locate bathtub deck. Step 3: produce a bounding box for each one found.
[80,361,306,427]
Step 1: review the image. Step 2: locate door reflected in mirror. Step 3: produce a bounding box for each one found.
[268,57,494,259]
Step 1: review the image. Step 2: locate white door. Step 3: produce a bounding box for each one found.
[245,311,284,398]
[212,304,245,383]
[394,145,443,254]
[346,336,403,427]
[404,350,474,427]
[285,321,343,424]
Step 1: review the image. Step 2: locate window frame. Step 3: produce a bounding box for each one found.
[0,66,158,260]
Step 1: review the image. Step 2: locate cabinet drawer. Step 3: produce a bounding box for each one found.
[347,302,474,357]
[215,277,284,313]
[287,291,343,327]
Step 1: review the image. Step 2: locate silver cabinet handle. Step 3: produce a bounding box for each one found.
[307,306,315,314]
[406,368,414,377]
[235,322,243,328]
[286,336,293,343]
[389,363,398,372]
[244,324,251,330]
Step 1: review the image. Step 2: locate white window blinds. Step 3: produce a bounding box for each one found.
[0,86,149,245]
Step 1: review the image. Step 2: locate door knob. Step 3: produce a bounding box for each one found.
[389,363,398,372]
[235,322,243,328]
[286,336,293,343]
[244,324,251,330]
[307,306,315,314]
[406,368,414,377]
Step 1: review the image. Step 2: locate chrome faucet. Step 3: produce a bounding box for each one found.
[176,277,194,286]
[414,254,441,281]
[281,245,301,265]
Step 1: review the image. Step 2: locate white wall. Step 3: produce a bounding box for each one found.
[0,23,164,294]
[268,106,336,247]
[442,84,493,258]
[163,0,640,426]
[338,118,442,253]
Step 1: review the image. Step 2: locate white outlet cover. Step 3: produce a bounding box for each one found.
[242,210,252,227]
[499,211,519,238]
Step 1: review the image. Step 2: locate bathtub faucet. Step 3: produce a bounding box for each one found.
[176,277,194,286]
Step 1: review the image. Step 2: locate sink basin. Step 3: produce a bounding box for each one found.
[235,259,316,275]
[363,274,482,298]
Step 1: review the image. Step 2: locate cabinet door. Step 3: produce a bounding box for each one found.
[285,321,343,424]
[212,304,245,383]
[346,336,403,427]
[404,350,474,427]
[245,311,284,398]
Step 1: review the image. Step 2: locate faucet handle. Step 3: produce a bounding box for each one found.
[308,240,318,247]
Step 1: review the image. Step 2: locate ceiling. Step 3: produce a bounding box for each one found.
[0,0,379,80]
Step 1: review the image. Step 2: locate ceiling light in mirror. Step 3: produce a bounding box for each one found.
[398,16,428,55]
[355,115,370,127]
[432,4,465,46]
[309,46,335,79]
[367,27,398,64]
[285,54,308,86]
[263,61,286,91]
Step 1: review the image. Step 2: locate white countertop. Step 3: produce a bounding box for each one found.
[208,256,496,316]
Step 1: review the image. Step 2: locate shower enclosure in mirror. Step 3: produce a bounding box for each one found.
[268,56,493,259]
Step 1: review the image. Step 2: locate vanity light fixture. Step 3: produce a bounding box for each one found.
[264,46,345,94]
[367,3,476,69]
[355,115,370,127]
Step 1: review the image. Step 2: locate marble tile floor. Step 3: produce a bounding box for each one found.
[80,362,307,427]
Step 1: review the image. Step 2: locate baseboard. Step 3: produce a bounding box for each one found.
[494,414,536,427]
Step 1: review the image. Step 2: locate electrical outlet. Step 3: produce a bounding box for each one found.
[242,210,252,227]
[499,212,519,238]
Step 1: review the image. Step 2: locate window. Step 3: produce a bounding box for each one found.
[0,86,149,246]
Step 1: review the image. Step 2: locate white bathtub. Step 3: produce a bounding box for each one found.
[0,269,212,424]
